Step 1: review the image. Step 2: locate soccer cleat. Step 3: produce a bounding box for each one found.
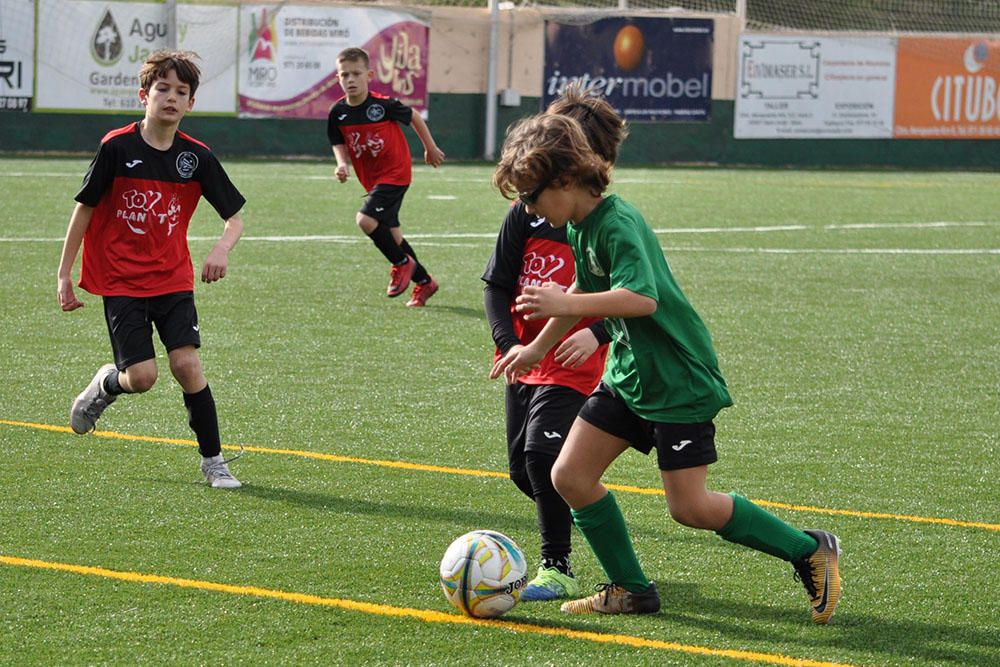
[520,566,582,602]
[560,582,660,614]
[792,529,842,624]
[406,278,439,307]
[70,364,118,434]
[387,255,416,297]
[201,454,242,489]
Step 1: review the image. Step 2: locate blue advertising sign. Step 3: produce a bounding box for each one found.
[543,17,713,122]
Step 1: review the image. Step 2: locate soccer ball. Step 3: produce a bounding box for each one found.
[439,530,528,618]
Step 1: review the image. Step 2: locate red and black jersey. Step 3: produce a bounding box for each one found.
[482,202,608,395]
[74,122,245,298]
[326,92,413,192]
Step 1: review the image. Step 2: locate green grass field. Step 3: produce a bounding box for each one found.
[1,157,997,666]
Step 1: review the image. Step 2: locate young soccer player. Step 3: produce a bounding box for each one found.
[57,50,245,489]
[482,86,627,601]
[491,114,842,623]
[327,47,445,307]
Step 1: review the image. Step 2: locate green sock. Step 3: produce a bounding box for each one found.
[716,493,818,561]
[571,492,650,593]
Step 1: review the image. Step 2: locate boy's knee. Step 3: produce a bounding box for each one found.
[124,367,157,393]
[550,460,576,498]
[356,213,377,234]
[169,350,204,385]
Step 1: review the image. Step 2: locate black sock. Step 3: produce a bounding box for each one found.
[366,224,406,264]
[183,385,221,458]
[399,239,430,283]
[103,369,125,396]
[509,468,534,500]
[526,451,572,571]
[542,556,573,577]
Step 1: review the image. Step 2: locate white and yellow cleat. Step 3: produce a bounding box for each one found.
[560,582,660,615]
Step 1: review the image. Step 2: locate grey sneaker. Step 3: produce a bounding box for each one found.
[70,364,118,434]
[560,582,660,614]
[201,454,242,489]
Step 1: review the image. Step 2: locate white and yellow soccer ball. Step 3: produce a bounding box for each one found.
[439,530,529,618]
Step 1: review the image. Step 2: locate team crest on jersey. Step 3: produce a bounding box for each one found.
[176,151,199,179]
[366,104,386,122]
[586,247,606,277]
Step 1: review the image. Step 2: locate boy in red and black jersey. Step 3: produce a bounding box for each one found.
[481,86,626,601]
[57,50,246,489]
[327,47,445,307]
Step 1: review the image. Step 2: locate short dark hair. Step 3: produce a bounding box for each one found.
[546,83,628,165]
[139,50,201,96]
[337,47,370,68]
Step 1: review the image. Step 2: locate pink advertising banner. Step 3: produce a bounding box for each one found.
[238,5,428,119]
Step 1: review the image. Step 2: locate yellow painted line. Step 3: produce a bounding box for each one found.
[3,418,998,533]
[0,554,857,667]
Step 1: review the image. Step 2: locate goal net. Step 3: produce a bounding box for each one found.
[743,0,1000,34]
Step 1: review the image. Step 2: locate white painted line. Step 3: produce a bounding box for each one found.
[663,246,1000,255]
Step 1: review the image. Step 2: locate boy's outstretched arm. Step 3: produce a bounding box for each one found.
[516,283,656,321]
[332,144,350,182]
[202,212,244,283]
[409,113,445,167]
[57,203,93,311]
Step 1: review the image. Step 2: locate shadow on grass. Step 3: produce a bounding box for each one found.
[233,484,997,664]
[514,580,997,666]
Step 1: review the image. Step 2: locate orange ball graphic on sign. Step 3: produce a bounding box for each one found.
[614,25,645,72]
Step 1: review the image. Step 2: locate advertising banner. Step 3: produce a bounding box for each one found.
[735,35,896,138]
[36,0,237,113]
[543,18,713,123]
[0,0,34,111]
[238,5,428,119]
[895,37,1000,139]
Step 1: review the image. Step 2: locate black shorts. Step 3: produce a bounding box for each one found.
[577,382,718,471]
[102,292,201,370]
[505,383,588,476]
[360,183,409,227]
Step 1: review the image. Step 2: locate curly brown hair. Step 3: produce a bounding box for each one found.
[139,50,201,96]
[493,114,611,201]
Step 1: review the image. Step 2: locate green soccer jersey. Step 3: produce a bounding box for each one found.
[567,195,733,423]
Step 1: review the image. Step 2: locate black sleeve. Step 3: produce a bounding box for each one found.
[388,98,413,125]
[75,141,117,207]
[589,320,612,345]
[198,152,246,220]
[481,203,528,288]
[484,283,521,354]
[326,107,344,145]
[482,203,530,354]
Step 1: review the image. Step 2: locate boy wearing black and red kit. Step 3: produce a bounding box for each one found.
[57,50,245,489]
[481,86,626,601]
[327,47,445,307]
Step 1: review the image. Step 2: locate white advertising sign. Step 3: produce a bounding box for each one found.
[735,35,897,139]
[0,0,34,111]
[238,4,429,119]
[36,0,236,113]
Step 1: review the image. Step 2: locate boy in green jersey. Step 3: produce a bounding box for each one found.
[491,113,842,624]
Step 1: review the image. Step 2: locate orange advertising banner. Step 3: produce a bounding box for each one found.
[895,37,1000,139]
